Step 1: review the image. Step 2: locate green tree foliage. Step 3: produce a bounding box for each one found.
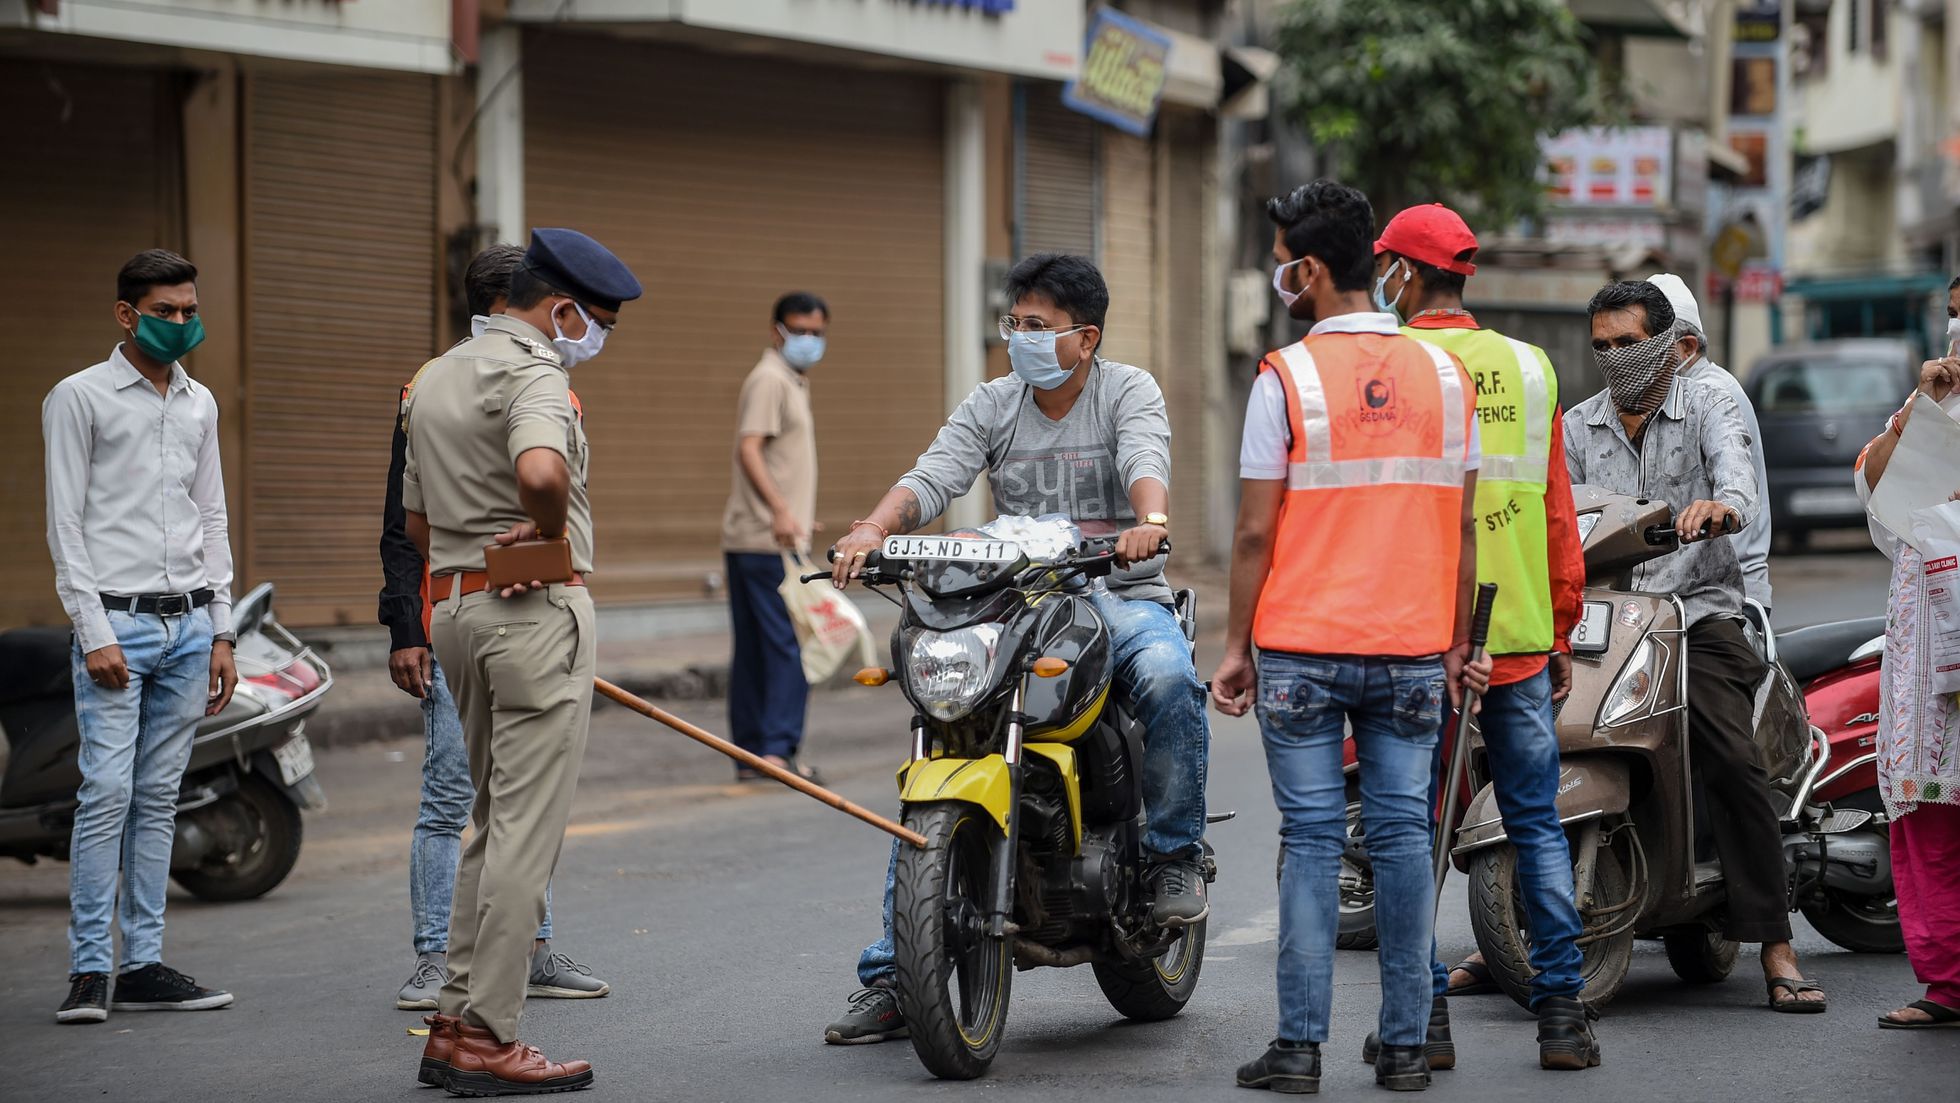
[1275,0,1610,231]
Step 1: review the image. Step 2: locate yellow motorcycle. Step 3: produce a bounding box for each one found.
[824,516,1219,1079]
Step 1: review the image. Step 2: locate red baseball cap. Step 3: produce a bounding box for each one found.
[1374,203,1479,275]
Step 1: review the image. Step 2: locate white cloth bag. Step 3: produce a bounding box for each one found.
[777,551,876,684]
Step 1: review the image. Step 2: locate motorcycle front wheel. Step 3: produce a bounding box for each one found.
[1092,916,1207,1020]
[1468,834,1634,1010]
[892,802,1012,1080]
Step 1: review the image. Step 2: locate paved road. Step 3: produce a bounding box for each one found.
[0,545,1949,1101]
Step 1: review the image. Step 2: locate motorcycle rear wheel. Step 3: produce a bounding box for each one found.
[1662,928,1739,983]
[170,773,303,902]
[893,802,1013,1080]
[1469,835,1634,1011]
[1092,917,1206,1021]
[1799,892,1905,954]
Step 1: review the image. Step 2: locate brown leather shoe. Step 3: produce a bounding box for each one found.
[444,1022,594,1097]
[420,1014,461,1087]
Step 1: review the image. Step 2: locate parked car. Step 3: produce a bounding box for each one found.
[1745,339,1917,547]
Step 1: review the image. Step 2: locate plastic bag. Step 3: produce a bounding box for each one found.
[1908,502,1960,693]
[777,551,876,684]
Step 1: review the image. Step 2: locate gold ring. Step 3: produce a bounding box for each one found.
[851,551,868,560]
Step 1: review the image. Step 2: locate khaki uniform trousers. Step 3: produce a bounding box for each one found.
[431,583,595,1042]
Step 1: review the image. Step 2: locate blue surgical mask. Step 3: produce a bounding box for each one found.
[1008,329,1081,390]
[550,300,608,368]
[1372,260,1408,318]
[469,314,493,339]
[778,326,826,371]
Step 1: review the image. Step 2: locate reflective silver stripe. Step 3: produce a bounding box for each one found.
[1288,456,1468,490]
[1275,343,1332,463]
[1477,454,1548,483]
[1420,340,1469,462]
[1502,336,1553,488]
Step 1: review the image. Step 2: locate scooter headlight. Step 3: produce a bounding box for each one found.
[908,624,1005,722]
[1600,636,1664,726]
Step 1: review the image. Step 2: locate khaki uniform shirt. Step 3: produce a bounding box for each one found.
[721,348,816,554]
[403,316,593,574]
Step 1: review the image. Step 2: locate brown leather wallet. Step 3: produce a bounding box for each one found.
[483,537,574,590]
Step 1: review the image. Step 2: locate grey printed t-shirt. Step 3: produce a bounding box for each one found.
[1563,372,1759,628]
[896,359,1173,603]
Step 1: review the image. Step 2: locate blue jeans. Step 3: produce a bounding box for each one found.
[725,553,808,767]
[1258,651,1441,1047]
[855,592,1210,986]
[68,607,213,975]
[411,658,550,953]
[1429,669,1582,1007]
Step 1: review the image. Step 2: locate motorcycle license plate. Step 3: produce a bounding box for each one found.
[1570,601,1612,654]
[882,536,1021,564]
[273,734,315,786]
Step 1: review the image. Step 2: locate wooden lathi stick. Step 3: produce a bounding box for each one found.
[593,676,927,848]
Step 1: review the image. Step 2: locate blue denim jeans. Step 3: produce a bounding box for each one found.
[725,552,808,767]
[68,608,213,975]
[1429,668,1582,1007]
[411,658,550,953]
[1258,651,1441,1047]
[855,592,1210,986]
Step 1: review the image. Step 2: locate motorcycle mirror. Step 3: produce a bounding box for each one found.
[853,667,891,687]
[1032,657,1070,678]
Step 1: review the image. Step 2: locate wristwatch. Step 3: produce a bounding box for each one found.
[214,632,237,645]
[1143,512,1169,527]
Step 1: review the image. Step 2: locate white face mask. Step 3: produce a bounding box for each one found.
[1946,316,1960,353]
[1272,259,1306,307]
[469,314,493,340]
[550,301,608,368]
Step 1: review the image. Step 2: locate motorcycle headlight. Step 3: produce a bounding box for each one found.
[908,624,1004,722]
[1600,636,1664,726]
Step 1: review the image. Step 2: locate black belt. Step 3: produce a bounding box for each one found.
[101,589,214,616]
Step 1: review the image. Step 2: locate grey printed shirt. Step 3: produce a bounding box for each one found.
[1563,374,1759,627]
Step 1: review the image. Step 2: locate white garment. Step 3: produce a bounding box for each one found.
[42,346,234,654]
[1239,311,1482,479]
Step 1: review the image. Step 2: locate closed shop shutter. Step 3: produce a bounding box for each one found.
[1163,113,1214,561]
[2,62,180,629]
[1017,85,1098,259]
[524,33,944,602]
[1098,129,1156,373]
[243,71,438,625]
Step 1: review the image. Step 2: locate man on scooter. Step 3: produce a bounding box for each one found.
[1563,280,1828,1013]
[818,253,1211,1045]
[1370,203,1599,1070]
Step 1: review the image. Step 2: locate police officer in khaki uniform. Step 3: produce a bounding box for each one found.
[402,227,640,1096]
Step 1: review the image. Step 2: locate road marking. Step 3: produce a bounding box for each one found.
[1212,906,1280,947]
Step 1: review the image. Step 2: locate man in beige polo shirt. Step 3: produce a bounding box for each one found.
[720,292,827,783]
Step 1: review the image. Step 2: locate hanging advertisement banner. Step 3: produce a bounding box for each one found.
[1062,7,1173,137]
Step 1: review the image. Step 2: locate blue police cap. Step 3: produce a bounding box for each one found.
[523,228,643,313]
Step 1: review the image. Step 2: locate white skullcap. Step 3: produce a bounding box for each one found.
[1645,272,1704,336]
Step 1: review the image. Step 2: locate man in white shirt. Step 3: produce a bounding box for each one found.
[42,249,238,1025]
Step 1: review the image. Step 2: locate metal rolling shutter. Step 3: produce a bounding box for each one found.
[243,71,438,625]
[1164,114,1214,560]
[1017,85,1098,259]
[3,62,180,629]
[1097,129,1156,372]
[524,33,945,603]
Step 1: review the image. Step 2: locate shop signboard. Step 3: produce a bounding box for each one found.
[1062,7,1173,137]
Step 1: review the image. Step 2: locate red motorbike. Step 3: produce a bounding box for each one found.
[1323,612,1902,957]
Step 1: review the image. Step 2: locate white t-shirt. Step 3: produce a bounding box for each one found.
[1240,312,1482,479]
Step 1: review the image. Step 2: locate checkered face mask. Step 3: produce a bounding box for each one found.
[1594,323,1684,415]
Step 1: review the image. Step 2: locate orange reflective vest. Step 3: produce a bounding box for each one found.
[1253,331,1476,658]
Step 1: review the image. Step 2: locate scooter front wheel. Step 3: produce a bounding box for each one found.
[892,802,1012,1080]
[1468,835,1634,1010]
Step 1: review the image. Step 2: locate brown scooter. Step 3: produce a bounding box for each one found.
[1449,486,1881,1009]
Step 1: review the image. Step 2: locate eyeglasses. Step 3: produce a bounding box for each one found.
[998,316,1090,342]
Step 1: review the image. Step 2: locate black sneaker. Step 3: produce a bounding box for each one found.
[822,986,907,1045]
[57,972,109,1024]
[1236,1039,1320,1093]
[110,964,234,1012]
[1149,858,1210,927]
[1362,997,1455,1070]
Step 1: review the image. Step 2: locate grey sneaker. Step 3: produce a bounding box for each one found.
[823,986,907,1045]
[397,951,445,1011]
[1149,858,1210,927]
[527,944,610,999]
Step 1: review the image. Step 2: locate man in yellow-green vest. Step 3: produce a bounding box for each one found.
[1369,203,1598,1072]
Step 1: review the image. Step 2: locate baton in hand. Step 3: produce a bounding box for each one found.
[1433,582,1498,914]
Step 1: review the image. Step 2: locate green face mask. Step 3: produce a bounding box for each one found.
[127,309,206,364]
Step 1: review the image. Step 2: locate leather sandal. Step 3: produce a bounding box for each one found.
[1878,999,1960,1029]
[1767,977,1828,1014]
[1445,958,1498,996]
